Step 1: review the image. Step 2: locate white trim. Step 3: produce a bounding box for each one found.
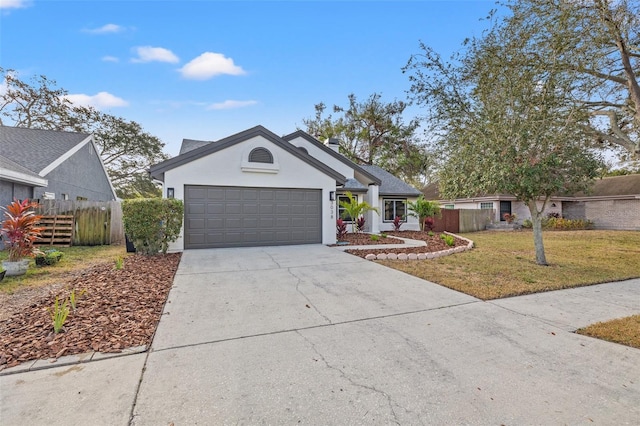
[0,168,48,187]
[39,134,93,176]
[39,135,118,200]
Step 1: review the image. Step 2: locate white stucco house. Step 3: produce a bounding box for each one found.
[150,125,422,250]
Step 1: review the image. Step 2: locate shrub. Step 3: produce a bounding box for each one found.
[424,216,435,232]
[522,219,532,228]
[392,216,403,231]
[441,233,455,247]
[521,217,592,230]
[547,212,561,219]
[356,216,366,232]
[336,219,348,241]
[35,248,63,266]
[1,199,43,262]
[370,234,380,241]
[503,213,517,224]
[122,198,184,255]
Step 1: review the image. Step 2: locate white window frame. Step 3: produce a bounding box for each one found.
[383,198,407,222]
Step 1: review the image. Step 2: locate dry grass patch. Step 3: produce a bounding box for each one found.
[379,230,640,300]
[577,315,640,349]
[0,245,126,294]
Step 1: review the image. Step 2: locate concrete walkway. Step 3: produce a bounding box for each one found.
[1,245,639,425]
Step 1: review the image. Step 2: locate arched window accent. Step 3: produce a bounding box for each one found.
[297,146,309,155]
[248,147,274,164]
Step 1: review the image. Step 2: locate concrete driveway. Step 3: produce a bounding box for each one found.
[2,244,639,425]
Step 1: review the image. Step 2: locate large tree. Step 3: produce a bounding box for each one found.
[404,7,603,265]
[0,68,166,198]
[495,0,640,157]
[302,93,435,187]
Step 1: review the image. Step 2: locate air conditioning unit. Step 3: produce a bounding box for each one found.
[43,192,56,200]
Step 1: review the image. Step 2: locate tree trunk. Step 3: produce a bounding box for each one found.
[528,200,548,266]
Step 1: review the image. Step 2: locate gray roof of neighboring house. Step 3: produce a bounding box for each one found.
[179,138,213,155]
[151,125,346,184]
[575,174,640,197]
[282,130,381,186]
[360,165,421,197]
[0,154,48,186]
[0,126,90,174]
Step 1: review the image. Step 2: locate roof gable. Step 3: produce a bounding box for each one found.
[150,125,346,184]
[282,130,381,186]
[360,165,421,197]
[179,138,212,155]
[0,126,91,175]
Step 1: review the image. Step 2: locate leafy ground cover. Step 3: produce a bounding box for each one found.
[0,245,181,370]
[345,231,467,257]
[333,232,403,246]
[379,230,640,300]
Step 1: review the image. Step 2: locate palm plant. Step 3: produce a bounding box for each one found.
[338,191,379,233]
[407,196,441,232]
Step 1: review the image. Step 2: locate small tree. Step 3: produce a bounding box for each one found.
[407,196,441,231]
[338,191,379,233]
[122,198,183,255]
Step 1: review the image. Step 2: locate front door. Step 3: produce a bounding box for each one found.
[499,201,512,221]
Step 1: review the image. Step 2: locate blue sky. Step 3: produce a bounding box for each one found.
[1,0,504,156]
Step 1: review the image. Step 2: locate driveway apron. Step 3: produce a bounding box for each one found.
[130,245,640,425]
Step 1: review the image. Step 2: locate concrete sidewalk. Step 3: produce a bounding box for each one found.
[1,246,639,425]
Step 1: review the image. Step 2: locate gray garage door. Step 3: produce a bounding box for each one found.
[184,185,322,249]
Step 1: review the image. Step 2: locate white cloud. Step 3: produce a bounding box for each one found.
[102,55,119,63]
[179,52,246,80]
[0,0,31,10]
[206,100,258,110]
[65,92,129,109]
[84,23,124,34]
[132,46,179,64]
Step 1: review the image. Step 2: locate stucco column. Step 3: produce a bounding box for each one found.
[367,184,380,234]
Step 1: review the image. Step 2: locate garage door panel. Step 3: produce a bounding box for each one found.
[225,203,242,215]
[188,203,206,214]
[185,185,322,248]
[243,203,259,214]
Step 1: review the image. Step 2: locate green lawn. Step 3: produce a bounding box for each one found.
[1,245,126,293]
[379,230,640,300]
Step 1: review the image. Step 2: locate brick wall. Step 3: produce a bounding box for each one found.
[562,199,640,230]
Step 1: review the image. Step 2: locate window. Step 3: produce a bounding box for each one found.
[61,193,69,201]
[480,202,493,210]
[297,146,309,155]
[384,199,406,222]
[248,147,273,164]
[76,196,88,201]
[337,194,356,222]
[444,204,455,210]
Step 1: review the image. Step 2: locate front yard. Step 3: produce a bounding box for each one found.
[379,230,640,300]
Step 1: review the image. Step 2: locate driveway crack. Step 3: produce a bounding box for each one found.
[287,268,332,324]
[295,330,409,424]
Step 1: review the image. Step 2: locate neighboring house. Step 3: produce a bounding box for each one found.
[423,174,640,230]
[150,125,422,250]
[0,126,117,208]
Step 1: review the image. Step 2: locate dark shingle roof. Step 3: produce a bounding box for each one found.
[282,130,381,186]
[576,174,640,197]
[0,126,90,174]
[359,165,421,197]
[179,138,213,155]
[0,155,43,178]
[341,178,368,192]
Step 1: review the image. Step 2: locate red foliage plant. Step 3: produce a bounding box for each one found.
[1,199,43,262]
[336,218,348,241]
[424,216,435,232]
[393,216,403,231]
[356,216,366,232]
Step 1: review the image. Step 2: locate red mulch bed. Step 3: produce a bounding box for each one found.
[0,253,181,371]
[345,231,468,258]
[331,232,405,246]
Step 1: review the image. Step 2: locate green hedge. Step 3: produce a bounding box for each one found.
[122,198,184,255]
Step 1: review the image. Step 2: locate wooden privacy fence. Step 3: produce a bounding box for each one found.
[432,209,494,233]
[36,200,124,246]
